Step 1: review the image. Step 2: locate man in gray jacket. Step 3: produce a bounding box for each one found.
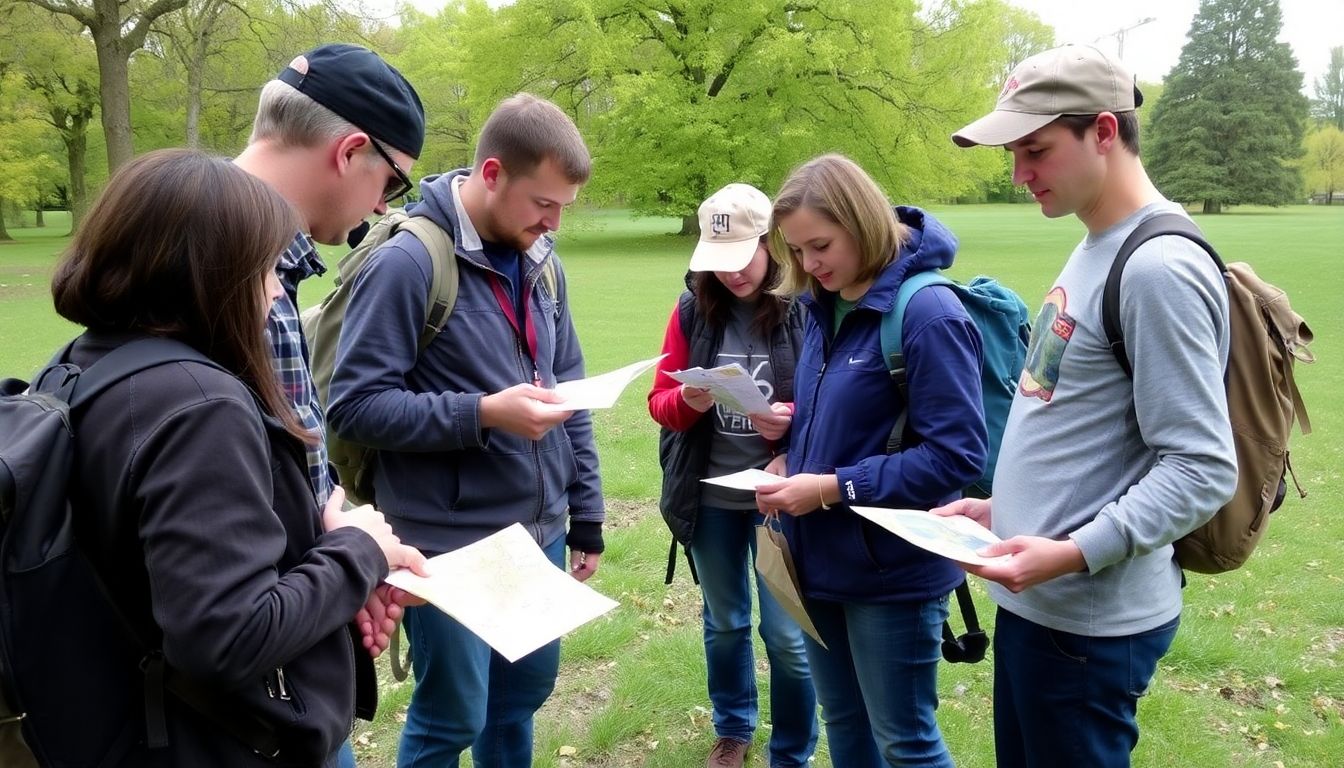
[326,93,603,768]
[940,45,1237,767]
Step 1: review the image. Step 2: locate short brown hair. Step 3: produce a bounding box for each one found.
[51,149,310,442]
[1054,111,1141,155]
[769,154,908,297]
[473,93,591,183]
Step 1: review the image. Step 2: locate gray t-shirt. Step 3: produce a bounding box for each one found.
[702,300,777,509]
[990,200,1236,637]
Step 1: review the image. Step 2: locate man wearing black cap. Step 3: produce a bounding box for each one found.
[236,42,423,517]
[235,45,424,766]
[935,45,1235,767]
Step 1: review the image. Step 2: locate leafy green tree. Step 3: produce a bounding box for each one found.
[1147,0,1307,213]
[1312,46,1344,130]
[461,0,1011,233]
[0,6,99,229]
[1302,124,1344,203]
[388,2,489,179]
[0,72,61,239]
[7,0,190,172]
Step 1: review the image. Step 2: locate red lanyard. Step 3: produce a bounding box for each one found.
[488,274,541,386]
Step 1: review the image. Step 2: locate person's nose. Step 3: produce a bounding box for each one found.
[1012,158,1033,187]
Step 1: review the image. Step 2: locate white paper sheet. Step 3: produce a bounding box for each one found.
[384,523,619,662]
[665,363,772,415]
[701,468,785,491]
[850,506,1009,567]
[541,354,667,411]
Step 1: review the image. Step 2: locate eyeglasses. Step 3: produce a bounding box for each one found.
[369,138,413,203]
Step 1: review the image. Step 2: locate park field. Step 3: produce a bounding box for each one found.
[1,204,1341,766]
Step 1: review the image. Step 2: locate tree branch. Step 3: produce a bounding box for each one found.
[13,0,94,27]
[125,0,189,50]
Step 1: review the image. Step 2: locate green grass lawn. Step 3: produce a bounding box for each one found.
[3,204,1341,767]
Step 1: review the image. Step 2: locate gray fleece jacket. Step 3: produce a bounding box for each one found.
[990,201,1237,636]
[326,170,604,556]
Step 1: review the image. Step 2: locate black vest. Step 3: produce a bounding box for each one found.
[657,289,804,568]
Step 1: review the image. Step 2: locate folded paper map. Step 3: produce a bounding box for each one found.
[385,524,619,661]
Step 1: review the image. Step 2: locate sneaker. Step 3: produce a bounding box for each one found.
[706,737,750,768]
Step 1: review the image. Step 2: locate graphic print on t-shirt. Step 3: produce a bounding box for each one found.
[714,352,773,437]
[1019,286,1075,402]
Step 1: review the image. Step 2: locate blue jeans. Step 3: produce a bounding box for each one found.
[396,537,564,768]
[335,741,355,767]
[803,596,954,768]
[993,607,1179,768]
[689,506,819,766]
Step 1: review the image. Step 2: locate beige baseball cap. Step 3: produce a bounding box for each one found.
[688,183,771,272]
[952,44,1143,148]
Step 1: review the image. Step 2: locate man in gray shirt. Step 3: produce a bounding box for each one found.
[942,45,1237,767]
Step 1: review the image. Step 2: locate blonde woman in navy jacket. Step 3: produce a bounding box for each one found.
[756,155,987,768]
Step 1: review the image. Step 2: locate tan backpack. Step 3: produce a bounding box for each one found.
[1102,213,1314,573]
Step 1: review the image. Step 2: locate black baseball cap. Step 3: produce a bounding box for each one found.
[277,43,425,159]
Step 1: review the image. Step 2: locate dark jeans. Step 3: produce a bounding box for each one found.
[993,607,1179,768]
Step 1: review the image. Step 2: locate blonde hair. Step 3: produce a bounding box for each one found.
[249,80,360,149]
[769,154,907,297]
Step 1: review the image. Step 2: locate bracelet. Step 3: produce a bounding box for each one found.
[817,475,831,510]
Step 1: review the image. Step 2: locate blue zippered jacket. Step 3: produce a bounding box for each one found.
[326,170,604,555]
[783,206,987,603]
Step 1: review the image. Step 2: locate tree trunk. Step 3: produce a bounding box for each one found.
[1202,199,1223,214]
[185,62,202,148]
[35,207,45,227]
[678,213,699,236]
[0,199,13,241]
[66,111,89,232]
[92,19,133,172]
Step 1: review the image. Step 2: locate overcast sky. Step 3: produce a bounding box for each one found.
[1005,0,1342,91]
[389,0,1342,95]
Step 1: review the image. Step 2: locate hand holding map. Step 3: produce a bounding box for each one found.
[540,354,667,412]
[850,506,1009,567]
[665,363,771,415]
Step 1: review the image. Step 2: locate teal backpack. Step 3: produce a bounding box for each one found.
[881,271,1031,498]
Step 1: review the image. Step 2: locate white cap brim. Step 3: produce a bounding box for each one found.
[688,237,758,272]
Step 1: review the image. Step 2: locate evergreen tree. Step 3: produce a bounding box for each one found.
[1148,0,1307,213]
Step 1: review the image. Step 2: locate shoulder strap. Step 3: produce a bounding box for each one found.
[398,216,458,353]
[542,257,560,311]
[66,337,219,411]
[1102,213,1225,379]
[881,270,953,401]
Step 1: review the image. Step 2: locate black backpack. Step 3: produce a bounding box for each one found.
[0,337,281,766]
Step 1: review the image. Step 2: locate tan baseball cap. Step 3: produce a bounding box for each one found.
[688,183,771,272]
[952,44,1142,148]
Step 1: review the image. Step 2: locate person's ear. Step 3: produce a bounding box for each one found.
[480,157,504,191]
[333,133,371,176]
[1094,113,1120,154]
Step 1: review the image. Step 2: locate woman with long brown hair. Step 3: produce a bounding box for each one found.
[46,148,424,767]
[648,183,817,768]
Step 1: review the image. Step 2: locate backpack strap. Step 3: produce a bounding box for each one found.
[881,271,954,401]
[398,216,458,353]
[1101,214,1225,379]
[881,270,952,453]
[64,337,220,410]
